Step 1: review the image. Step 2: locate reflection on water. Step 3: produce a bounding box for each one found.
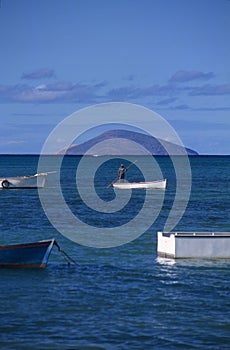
[156,257,176,266]
[156,256,230,267]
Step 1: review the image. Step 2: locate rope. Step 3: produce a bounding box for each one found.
[54,240,77,266]
[59,247,78,266]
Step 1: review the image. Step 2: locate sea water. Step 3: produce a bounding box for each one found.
[0,155,229,349]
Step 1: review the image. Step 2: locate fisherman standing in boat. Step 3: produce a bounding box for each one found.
[118,164,127,182]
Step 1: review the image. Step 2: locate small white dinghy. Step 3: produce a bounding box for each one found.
[0,172,55,189]
[113,179,166,190]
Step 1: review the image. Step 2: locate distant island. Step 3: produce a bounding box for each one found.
[57,129,198,156]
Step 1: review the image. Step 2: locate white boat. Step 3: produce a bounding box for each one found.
[0,172,55,189]
[113,179,166,190]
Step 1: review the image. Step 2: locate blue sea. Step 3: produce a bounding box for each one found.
[0,155,229,350]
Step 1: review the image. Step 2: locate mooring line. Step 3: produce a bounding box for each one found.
[54,240,77,266]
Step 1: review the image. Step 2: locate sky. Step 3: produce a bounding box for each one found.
[0,0,229,154]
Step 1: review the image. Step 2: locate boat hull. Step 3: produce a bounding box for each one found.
[113,179,166,190]
[0,239,57,268]
[0,174,46,189]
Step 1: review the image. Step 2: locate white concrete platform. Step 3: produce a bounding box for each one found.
[157,232,230,259]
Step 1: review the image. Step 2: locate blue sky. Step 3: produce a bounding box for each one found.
[0,0,229,154]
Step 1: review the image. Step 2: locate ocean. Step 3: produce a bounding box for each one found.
[0,155,229,349]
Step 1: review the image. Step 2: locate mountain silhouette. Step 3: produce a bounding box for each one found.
[57,129,198,155]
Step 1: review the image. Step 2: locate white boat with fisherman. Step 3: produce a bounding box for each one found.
[0,171,55,189]
[112,178,166,190]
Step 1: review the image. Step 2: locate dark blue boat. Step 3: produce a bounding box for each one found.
[0,239,59,268]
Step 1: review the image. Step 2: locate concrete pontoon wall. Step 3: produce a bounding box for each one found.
[157,232,230,258]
